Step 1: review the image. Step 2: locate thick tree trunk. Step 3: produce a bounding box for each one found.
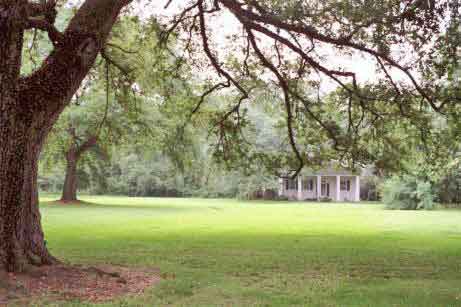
[0,3,53,272]
[16,131,57,268]
[61,151,79,202]
[0,0,131,273]
[0,115,57,272]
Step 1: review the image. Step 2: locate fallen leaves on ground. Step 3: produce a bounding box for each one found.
[0,264,162,305]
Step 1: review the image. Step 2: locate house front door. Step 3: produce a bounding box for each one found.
[321,182,330,198]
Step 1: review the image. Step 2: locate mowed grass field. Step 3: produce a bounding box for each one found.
[38,196,461,306]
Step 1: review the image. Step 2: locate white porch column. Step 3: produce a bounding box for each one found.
[278,178,283,196]
[297,176,302,200]
[336,175,341,202]
[316,175,321,200]
[355,176,360,202]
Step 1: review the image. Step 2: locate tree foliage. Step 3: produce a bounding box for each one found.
[381,175,435,210]
[156,0,460,177]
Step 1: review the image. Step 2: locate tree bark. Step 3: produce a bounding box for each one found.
[0,112,57,271]
[0,2,46,273]
[15,128,57,269]
[0,0,132,272]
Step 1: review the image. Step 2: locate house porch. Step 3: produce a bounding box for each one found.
[279,175,360,202]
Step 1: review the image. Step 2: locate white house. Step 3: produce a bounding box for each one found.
[278,168,361,202]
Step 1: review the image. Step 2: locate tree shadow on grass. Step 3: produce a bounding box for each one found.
[40,199,210,214]
[44,199,95,206]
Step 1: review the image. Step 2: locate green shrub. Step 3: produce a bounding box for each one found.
[360,176,381,201]
[381,176,434,210]
[434,160,461,204]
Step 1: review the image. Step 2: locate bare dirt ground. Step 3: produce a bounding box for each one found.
[0,264,162,306]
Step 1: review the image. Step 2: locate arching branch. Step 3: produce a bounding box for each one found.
[19,0,133,117]
[245,27,304,177]
[219,0,442,112]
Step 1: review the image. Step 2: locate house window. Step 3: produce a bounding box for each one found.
[302,179,314,191]
[285,178,298,190]
[340,179,351,191]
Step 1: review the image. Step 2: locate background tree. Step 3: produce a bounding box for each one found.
[43,85,133,202]
[39,13,193,202]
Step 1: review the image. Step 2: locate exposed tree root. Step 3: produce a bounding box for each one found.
[0,270,29,305]
[0,264,161,305]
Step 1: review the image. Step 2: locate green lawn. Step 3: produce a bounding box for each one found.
[38,196,461,306]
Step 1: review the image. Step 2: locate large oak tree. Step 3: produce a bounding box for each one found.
[0,0,132,272]
[0,0,459,272]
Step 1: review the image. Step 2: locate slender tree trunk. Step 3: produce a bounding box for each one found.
[61,136,97,202]
[61,151,79,202]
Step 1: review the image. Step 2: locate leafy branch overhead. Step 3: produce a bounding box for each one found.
[157,0,460,176]
[13,0,460,178]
